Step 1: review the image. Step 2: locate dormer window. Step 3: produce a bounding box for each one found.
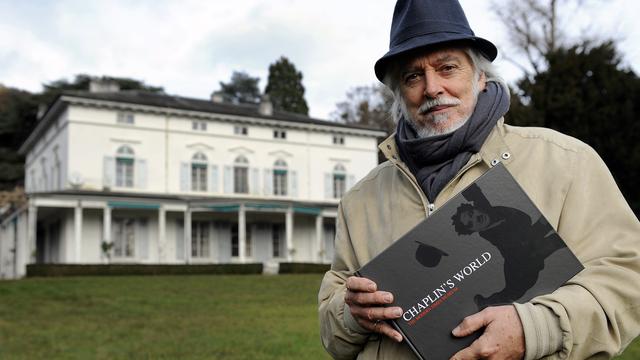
[234,126,248,136]
[117,112,135,124]
[273,130,287,139]
[333,135,345,145]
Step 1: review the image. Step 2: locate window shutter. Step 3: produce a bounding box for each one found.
[250,168,260,195]
[135,159,147,189]
[180,162,190,192]
[264,169,273,196]
[176,220,184,260]
[347,175,356,191]
[103,156,115,188]
[324,173,332,199]
[290,170,298,198]
[136,219,149,260]
[224,166,233,194]
[209,165,218,193]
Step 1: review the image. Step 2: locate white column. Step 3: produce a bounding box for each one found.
[285,206,293,262]
[103,206,111,263]
[74,201,83,263]
[26,203,37,265]
[184,209,191,264]
[158,206,166,263]
[315,214,323,263]
[238,203,246,262]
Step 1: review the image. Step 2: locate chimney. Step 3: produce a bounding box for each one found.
[89,78,120,93]
[258,94,273,116]
[210,92,225,103]
[37,104,48,120]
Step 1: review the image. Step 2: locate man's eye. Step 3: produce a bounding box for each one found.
[404,73,421,84]
[441,65,457,72]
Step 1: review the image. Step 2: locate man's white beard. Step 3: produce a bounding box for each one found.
[402,77,481,138]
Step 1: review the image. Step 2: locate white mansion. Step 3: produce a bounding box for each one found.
[0,81,384,278]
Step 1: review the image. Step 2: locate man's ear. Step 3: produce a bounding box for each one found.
[478,71,487,91]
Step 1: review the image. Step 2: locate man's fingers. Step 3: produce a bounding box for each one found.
[362,319,404,343]
[452,308,493,337]
[345,290,394,306]
[350,304,403,321]
[346,276,377,292]
[449,337,497,360]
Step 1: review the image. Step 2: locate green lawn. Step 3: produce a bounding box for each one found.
[0,274,638,359]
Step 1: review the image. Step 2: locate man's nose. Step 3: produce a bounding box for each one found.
[423,72,444,98]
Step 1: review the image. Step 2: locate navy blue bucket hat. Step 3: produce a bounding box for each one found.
[374,0,498,82]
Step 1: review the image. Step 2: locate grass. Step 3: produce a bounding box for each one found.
[0,274,638,359]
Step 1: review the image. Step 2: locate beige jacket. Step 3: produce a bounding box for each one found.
[318,120,640,359]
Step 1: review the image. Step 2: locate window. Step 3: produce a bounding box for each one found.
[234,125,248,136]
[191,152,208,192]
[273,159,288,196]
[116,145,135,187]
[333,135,345,145]
[117,112,135,124]
[231,225,239,257]
[191,221,210,258]
[192,121,207,131]
[333,164,346,198]
[273,130,286,139]
[272,224,284,257]
[234,156,249,194]
[231,225,252,257]
[113,218,135,258]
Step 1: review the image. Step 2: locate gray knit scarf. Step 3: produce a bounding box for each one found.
[395,81,510,202]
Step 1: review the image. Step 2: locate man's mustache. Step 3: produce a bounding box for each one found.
[418,97,462,115]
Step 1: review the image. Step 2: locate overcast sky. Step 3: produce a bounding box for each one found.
[1,0,639,119]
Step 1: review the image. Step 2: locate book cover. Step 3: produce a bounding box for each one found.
[356,163,584,360]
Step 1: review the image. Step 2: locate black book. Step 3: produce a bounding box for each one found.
[356,163,584,360]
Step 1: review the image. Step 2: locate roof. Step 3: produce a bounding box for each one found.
[20,90,387,154]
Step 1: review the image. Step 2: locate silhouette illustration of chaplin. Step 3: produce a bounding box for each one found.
[450,183,566,308]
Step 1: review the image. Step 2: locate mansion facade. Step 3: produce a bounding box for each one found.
[0,82,384,278]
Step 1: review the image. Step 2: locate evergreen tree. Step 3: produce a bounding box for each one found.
[506,41,640,214]
[213,71,261,105]
[0,86,38,189]
[265,56,309,115]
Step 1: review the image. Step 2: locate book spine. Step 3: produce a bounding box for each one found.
[391,320,425,360]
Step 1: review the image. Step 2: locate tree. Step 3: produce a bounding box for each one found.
[212,71,261,105]
[491,0,598,78]
[332,84,396,163]
[0,86,38,189]
[506,42,640,214]
[265,56,309,115]
[332,83,395,134]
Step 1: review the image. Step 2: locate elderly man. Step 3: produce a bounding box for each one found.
[318,0,640,359]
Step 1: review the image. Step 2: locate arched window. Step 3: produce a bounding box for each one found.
[333,164,346,199]
[234,156,249,194]
[116,146,135,187]
[191,152,208,192]
[273,159,288,196]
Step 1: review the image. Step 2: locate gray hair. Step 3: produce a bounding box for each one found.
[384,46,508,124]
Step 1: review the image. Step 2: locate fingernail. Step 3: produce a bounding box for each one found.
[393,308,402,317]
[368,284,376,292]
[384,294,392,303]
[452,326,461,336]
[395,334,403,342]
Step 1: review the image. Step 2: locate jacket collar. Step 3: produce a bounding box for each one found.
[379,118,514,169]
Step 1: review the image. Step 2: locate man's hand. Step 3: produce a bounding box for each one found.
[344,276,403,342]
[450,305,525,360]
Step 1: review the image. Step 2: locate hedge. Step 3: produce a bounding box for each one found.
[26,263,263,277]
[278,262,330,274]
